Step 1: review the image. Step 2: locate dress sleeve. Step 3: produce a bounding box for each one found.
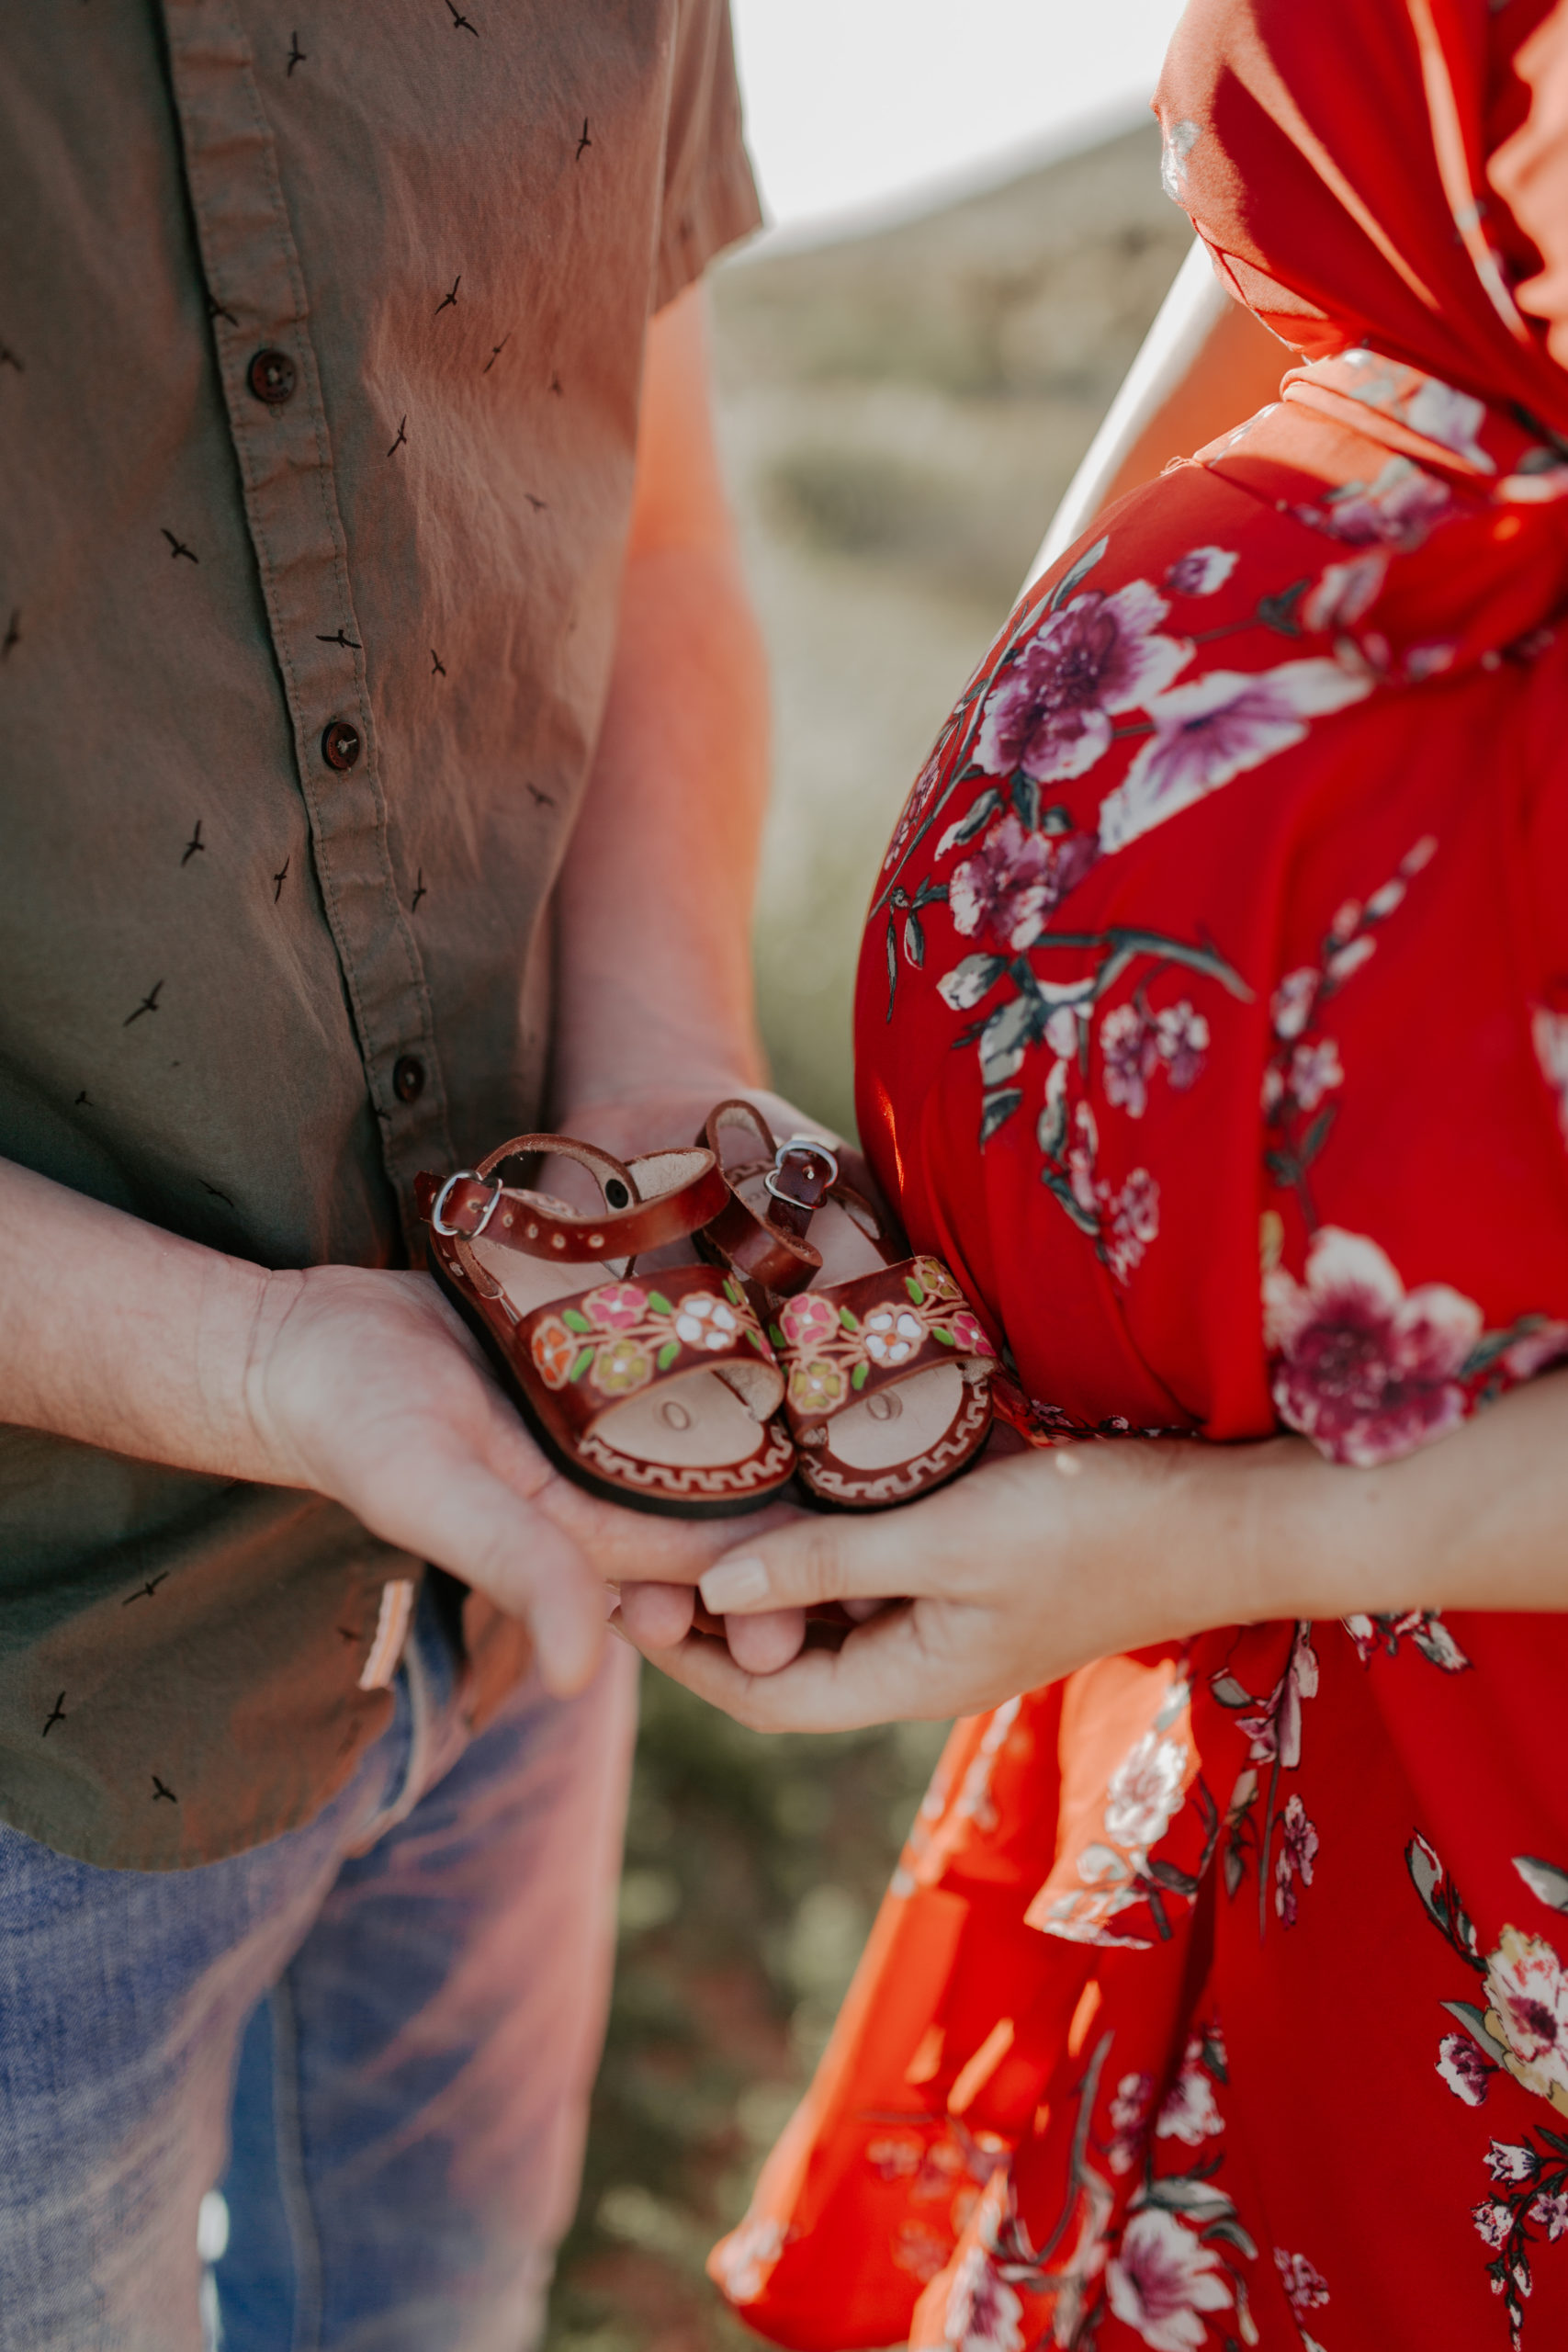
[653,0,763,311]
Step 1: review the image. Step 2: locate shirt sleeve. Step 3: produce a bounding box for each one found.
[653,0,764,311]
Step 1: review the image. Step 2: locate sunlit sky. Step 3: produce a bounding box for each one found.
[730,0,1190,245]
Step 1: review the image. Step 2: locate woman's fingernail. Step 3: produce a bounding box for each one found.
[699,1555,770,1612]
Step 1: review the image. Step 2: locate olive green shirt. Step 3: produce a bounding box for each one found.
[0,0,759,1869]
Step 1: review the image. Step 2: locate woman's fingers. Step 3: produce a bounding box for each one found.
[694,1471,999,1619]
[625,1600,959,1733]
[617,1579,695,1648]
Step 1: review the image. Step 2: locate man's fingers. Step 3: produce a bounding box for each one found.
[379,1457,605,1696]
[616,1579,695,1648]
[624,1600,953,1733]
[723,1605,806,1675]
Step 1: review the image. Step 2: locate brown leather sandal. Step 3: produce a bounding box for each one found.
[694,1102,996,1510]
[415,1134,796,1518]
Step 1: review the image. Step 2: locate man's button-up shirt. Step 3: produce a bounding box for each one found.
[0,1,759,1869]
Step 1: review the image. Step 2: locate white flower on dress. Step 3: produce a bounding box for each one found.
[1264,1227,1483,1467]
[1486,2142,1541,2187]
[1402,378,1494,472]
[1155,2040,1224,2145]
[1473,2199,1513,2251]
[1106,2209,1233,2351]
[1102,1169,1161,1283]
[1106,2071,1156,2175]
[1103,1731,1188,1847]
[1099,660,1373,854]
[1532,2189,1568,2239]
[711,2216,784,2303]
[1307,456,1453,551]
[1438,2030,1495,2106]
[1273,2246,1331,2316]
[1165,546,1238,597]
[1288,1037,1343,1113]
[1532,1006,1568,1150]
[1301,551,1389,633]
[942,2245,1024,2352]
[1483,1927,1568,2116]
[1270,968,1319,1041]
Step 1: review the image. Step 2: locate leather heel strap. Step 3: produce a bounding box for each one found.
[414,1136,728,1264]
[698,1099,865,1295]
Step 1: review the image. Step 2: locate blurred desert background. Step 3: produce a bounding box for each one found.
[546,118,1190,2352]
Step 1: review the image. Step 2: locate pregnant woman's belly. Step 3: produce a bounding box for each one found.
[852,369,1568,1461]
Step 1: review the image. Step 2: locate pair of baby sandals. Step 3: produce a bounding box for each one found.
[415,1101,995,1517]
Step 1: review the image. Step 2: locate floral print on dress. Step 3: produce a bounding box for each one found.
[1410,1839,1568,2344]
[1273,2247,1331,2352]
[974,581,1190,786]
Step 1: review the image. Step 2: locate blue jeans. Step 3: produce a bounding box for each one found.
[0,1584,637,2352]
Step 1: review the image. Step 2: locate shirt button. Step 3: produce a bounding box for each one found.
[247,347,297,405]
[393,1055,425,1104]
[321,719,362,771]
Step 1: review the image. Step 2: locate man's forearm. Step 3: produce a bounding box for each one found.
[551,284,770,1117]
[0,1155,272,1476]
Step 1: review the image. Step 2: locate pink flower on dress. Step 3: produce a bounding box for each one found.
[1301,551,1389,632]
[1099,659,1373,854]
[1103,1169,1160,1283]
[942,2246,1024,2352]
[712,2216,784,2304]
[1155,2038,1224,2145]
[1532,2190,1568,2239]
[1438,2031,1496,2106]
[1165,546,1238,596]
[1504,1320,1568,1379]
[883,746,945,874]
[1273,2247,1331,2316]
[1271,967,1319,1041]
[779,1291,840,1351]
[1106,2071,1155,2175]
[1105,2209,1233,2351]
[581,1281,648,1331]
[1289,1037,1343,1112]
[1274,1793,1319,1928]
[1264,1227,1483,1467]
[949,815,1099,951]
[1306,457,1453,551]
[1102,1003,1160,1118]
[1156,1001,1209,1089]
[976,582,1190,784]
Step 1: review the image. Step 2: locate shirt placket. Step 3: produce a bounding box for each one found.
[160,0,456,1249]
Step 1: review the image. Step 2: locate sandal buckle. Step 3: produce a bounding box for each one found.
[763,1135,840,1206]
[431,1168,502,1238]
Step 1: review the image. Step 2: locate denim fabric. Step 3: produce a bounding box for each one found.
[0,1587,637,2352]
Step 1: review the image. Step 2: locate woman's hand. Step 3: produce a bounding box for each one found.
[619,1361,1568,1731]
[613,1437,1259,1726]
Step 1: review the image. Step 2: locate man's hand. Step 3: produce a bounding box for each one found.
[245,1259,772,1695]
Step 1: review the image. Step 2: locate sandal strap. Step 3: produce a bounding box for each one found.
[513,1263,783,1437]
[767,1255,996,1438]
[696,1099,880,1296]
[414,1134,728,1264]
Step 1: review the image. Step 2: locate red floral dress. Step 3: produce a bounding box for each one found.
[709,4,1568,2345]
